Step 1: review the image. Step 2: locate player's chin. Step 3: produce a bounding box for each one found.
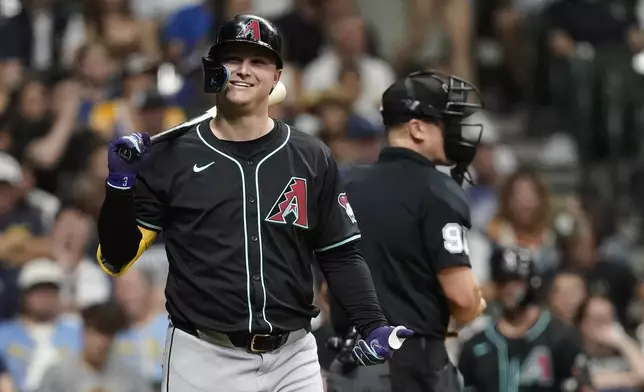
[225,88,266,105]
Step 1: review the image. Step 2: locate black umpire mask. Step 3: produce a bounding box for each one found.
[380,71,484,185]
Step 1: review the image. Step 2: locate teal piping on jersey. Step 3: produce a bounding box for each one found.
[314,234,362,253]
[197,123,291,333]
[197,124,255,333]
[254,124,291,333]
[134,113,212,233]
[484,310,552,392]
[136,219,163,231]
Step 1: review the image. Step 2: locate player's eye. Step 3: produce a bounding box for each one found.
[251,57,269,66]
[223,56,243,64]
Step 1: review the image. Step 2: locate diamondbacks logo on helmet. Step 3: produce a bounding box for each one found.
[337,193,356,224]
[266,177,308,229]
[237,19,261,41]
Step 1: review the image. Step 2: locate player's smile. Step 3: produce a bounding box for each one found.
[229,81,254,88]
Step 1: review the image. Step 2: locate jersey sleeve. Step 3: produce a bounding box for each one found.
[421,195,472,271]
[134,148,170,232]
[312,149,361,253]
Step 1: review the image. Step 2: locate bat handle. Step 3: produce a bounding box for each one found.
[388,326,408,350]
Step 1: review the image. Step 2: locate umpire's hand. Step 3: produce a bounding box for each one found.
[352,325,414,366]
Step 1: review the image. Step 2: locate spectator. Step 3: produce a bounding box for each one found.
[0,258,82,392]
[576,295,644,391]
[81,0,161,63]
[89,61,185,141]
[3,76,80,195]
[50,207,111,314]
[72,41,118,125]
[37,302,152,392]
[0,354,16,392]
[555,226,643,333]
[301,14,395,125]
[113,266,168,389]
[465,111,517,231]
[547,270,587,326]
[0,153,51,273]
[486,168,559,273]
[5,0,85,74]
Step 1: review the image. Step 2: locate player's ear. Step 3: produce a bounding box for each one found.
[273,69,282,87]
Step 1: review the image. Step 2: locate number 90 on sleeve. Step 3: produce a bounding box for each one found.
[442,223,470,255]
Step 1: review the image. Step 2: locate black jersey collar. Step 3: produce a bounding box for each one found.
[378,147,436,167]
[198,117,284,155]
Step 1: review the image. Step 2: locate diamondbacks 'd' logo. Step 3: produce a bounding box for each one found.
[237,19,261,41]
[266,177,308,228]
[519,346,553,386]
[338,193,357,224]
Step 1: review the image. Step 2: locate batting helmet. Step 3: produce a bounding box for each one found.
[202,14,283,93]
[380,70,484,184]
[491,246,542,308]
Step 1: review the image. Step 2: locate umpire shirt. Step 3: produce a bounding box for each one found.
[344,147,472,340]
[97,116,387,337]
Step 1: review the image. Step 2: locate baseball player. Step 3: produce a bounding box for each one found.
[334,70,487,392]
[458,247,595,392]
[96,14,412,392]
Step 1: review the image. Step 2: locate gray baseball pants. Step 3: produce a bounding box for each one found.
[160,324,324,392]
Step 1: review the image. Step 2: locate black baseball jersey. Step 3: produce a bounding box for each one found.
[129,116,365,334]
[342,147,471,340]
[458,311,593,392]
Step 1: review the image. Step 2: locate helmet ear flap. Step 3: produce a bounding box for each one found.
[202,62,230,94]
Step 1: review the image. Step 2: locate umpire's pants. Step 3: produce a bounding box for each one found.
[326,360,390,392]
[161,323,324,391]
[388,337,462,392]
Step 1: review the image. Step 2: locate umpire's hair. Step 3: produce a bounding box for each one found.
[81,302,128,336]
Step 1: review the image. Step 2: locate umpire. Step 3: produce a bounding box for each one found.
[341,70,488,392]
[95,14,412,392]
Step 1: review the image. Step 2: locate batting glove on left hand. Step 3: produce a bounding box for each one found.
[352,325,414,366]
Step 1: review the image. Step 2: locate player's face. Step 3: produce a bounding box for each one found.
[498,280,527,311]
[219,44,281,107]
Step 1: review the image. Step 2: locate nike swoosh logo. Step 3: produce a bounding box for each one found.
[193,162,215,172]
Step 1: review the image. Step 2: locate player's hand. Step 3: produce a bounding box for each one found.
[352,325,414,366]
[107,132,151,189]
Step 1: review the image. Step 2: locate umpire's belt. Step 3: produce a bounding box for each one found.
[173,321,309,354]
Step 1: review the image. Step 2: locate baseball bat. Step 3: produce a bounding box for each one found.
[116,82,288,162]
[150,81,287,145]
[388,325,408,350]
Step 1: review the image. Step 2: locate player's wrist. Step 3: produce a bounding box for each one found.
[107,172,137,189]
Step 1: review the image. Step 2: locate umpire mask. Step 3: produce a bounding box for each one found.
[381,71,484,184]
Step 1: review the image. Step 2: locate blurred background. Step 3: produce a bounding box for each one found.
[2,0,644,391]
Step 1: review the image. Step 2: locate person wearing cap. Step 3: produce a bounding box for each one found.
[0,258,82,392]
[334,70,488,392]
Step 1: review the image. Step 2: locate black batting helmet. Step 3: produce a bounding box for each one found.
[380,70,484,183]
[202,14,283,93]
[491,246,542,308]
